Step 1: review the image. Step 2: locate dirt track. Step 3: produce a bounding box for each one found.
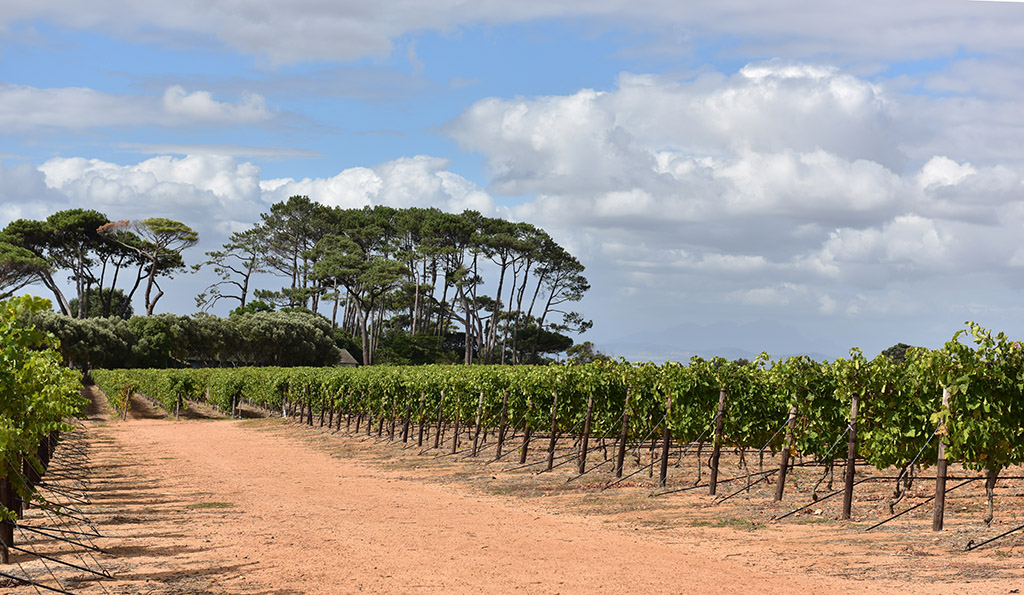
[6,391,1024,594]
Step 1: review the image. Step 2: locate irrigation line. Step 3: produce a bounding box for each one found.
[568,453,616,483]
[482,410,531,464]
[864,478,979,532]
[755,417,792,457]
[0,571,77,595]
[714,468,780,504]
[3,521,106,554]
[602,458,659,491]
[891,425,940,490]
[773,476,874,521]
[502,415,586,473]
[35,482,90,506]
[967,522,1024,551]
[673,419,716,468]
[565,411,630,482]
[623,412,668,463]
[651,464,806,498]
[7,543,112,578]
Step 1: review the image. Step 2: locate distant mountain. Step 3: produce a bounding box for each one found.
[601,320,841,363]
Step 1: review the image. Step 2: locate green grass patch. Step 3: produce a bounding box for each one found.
[186,501,234,509]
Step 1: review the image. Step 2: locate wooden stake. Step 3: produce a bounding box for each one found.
[472,391,485,457]
[415,391,426,446]
[709,388,727,495]
[615,389,632,479]
[434,392,444,449]
[933,388,951,531]
[495,391,509,460]
[402,402,412,443]
[579,395,594,475]
[774,405,798,502]
[842,393,860,520]
[451,409,461,454]
[546,392,560,471]
[519,421,532,464]
[659,395,672,487]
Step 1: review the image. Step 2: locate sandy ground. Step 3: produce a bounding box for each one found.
[5,389,1024,594]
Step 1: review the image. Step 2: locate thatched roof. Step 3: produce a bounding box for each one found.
[337,349,359,366]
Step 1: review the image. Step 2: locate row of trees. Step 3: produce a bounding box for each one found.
[0,198,593,366]
[0,210,198,318]
[196,197,591,365]
[26,310,344,372]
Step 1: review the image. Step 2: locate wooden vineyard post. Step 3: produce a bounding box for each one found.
[709,388,727,496]
[775,405,798,502]
[175,394,181,420]
[495,391,509,460]
[451,406,461,454]
[1,476,13,564]
[933,388,951,531]
[659,395,672,488]
[579,394,594,475]
[546,392,560,471]
[520,421,533,465]
[388,399,397,441]
[402,402,413,443]
[842,393,860,521]
[471,391,485,457]
[281,397,287,419]
[417,391,426,447]
[615,389,632,479]
[389,398,398,440]
[434,392,445,449]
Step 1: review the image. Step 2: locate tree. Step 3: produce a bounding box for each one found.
[0,242,50,300]
[312,234,407,365]
[42,209,110,318]
[100,218,198,315]
[1,218,73,314]
[68,288,134,319]
[881,343,914,364]
[566,341,611,363]
[261,196,333,309]
[195,227,268,311]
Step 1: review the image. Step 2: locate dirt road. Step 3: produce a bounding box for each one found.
[7,394,1023,594]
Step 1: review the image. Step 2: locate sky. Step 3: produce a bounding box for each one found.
[4,0,1024,361]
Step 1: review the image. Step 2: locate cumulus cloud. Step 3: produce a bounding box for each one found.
[444,60,1024,332]
[262,155,496,215]
[35,155,265,237]
[0,84,274,133]
[0,162,70,223]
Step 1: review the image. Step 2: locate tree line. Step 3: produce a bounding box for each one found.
[0,197,591,367]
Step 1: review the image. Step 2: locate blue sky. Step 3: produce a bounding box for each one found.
[4,1,1024,361]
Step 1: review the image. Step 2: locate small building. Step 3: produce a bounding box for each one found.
[337,349,359,367]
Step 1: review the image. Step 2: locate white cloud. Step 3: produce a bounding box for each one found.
[5,1,1024,66]
[441,60,1024,334]
[161,86,271,123]
[36,155,265,237]
[262,155,496,215]
[0,162,70,224]
[0,84,274,133]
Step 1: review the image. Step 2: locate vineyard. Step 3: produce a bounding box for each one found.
[0,296,85,576]
[91,321,1024,543]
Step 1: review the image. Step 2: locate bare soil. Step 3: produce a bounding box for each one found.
[6,388,1024,594]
